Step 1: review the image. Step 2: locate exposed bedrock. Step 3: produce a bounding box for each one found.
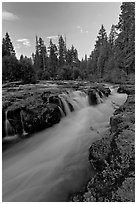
[21,103,61,133]
[71,85,135,202]
[87,86,111,105]
[3,96,62,137]
[2,83,111,145]
[117,84,135,95]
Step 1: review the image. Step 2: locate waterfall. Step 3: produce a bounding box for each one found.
[5,110,14,137]
[71,91,88,108]
[3,89,105,140]
[59,90,89,116]
[96,92,103,104]
[59,95,71,115]
[58,106,65,117]
[20,110,28,136]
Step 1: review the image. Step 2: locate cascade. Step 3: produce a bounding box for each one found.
[72,91,88,108]
[20,110,28,136]
[96,92,103,104]
[59,90,89,116]
[5,111,14,137]
[58,106,65,117]
[59,95,71,115]
[3,89,105,140]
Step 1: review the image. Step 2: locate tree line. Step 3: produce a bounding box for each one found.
[32,35,80,80]
[2,2,135,84]
[85,2,135,83]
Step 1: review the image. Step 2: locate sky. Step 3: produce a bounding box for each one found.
[2,2,122,60]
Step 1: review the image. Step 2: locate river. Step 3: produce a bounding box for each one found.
[2,86,127,202]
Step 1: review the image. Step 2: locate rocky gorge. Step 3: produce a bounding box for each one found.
[71,84,135,202]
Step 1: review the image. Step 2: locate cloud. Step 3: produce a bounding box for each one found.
[47,35,58,40]
[77,26,81,29]
[17,38,31,47]
[77,25,88,34]
[77,25,83,33]
[15,44,22,49]
[2,10,19,21]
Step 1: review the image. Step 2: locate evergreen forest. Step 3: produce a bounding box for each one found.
[2,2,135,84]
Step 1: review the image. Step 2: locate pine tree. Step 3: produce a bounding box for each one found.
[89,25,108,78]
[109,24,117,48]
[34,35,40,72]
[66,49,72,65]
[58,35,66,68]
[96,24,107,47]
[33,36,48,79]
[49,39,58,78]
[2,32,15,57]
[2,55,20,82]
[115,2,135,74]
[66,45,79,67]
[19,55,36,84]
[38,37,47,71]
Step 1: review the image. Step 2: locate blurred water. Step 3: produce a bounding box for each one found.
[2,87,127,202]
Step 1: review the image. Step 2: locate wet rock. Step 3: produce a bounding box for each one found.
[2,110,6,138]
[41,91,51,103]
[67,101,74,112]
[40,103,61,128]
[117,85,135,95]
[71,85,135,202]
[97,90,103,98]
[87,85,111,105]
[6,103,61,135]
[110,114,124,132]
[94,85,111,97]
[112,177,135,201]
[2,89,62,138]
[89,132,112,171]
[88,89,98,105]
[49,95,70,114]
[98,87,111,97]
[7,107,23,135]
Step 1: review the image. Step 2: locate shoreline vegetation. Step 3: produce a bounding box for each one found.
[70,84,135,202]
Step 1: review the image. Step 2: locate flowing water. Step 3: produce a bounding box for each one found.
[2,86,127,202]
[20,110,28,136]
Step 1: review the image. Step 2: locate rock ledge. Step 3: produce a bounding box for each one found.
[71,84,135,202]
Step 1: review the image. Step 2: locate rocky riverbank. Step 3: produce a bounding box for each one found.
[71,84,135,202]
[2,81,111,150]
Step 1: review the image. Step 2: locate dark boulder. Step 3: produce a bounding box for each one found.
[2,110,6,138]
[3,102,62,136]
[98,86,111,97]
[40,103,61,128]
[49,95,68,115]
[67,101,74,112]
[88,89,98,105]
[88,85,111,106]
[21,103,61,134]
[117,85,135,95]
[6,107,23,136]
[97,90,103,98]
[89,132,112,171]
